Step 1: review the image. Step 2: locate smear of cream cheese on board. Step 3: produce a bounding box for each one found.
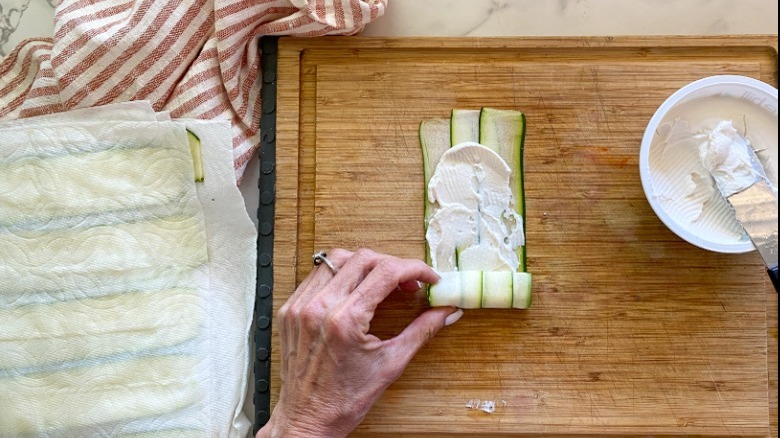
[649,94,778,245]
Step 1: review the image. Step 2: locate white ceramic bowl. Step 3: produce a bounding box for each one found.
[639,75,778,253]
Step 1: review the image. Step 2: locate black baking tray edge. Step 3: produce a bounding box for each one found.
[254,35,278,434]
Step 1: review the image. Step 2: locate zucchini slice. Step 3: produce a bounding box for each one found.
[450,109,480,145]
[459,271,483,309]
[420,118,451,265]
[428,272,461,308]
[481,271,513,309]
[512,272,532,309]
[420,118,451,221]
[186,130,205,182]
[479,108,527,270]
[428,271,483,309]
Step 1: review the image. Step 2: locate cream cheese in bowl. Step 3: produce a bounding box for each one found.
[699,120,771,197]
[640,75,778,253]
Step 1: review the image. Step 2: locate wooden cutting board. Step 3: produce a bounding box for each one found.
[271,36,778,437]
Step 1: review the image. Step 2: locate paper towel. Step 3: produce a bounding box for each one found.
[0,101,257,437]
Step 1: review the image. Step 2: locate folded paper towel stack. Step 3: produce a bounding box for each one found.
[0,102,257,437]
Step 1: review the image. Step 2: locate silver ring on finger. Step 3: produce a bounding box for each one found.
[312,250,338,274]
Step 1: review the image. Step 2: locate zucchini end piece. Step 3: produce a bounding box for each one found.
[186,130,205,182]
[428,272,461,307]
[512,272,532,309]
[450,109,481,145]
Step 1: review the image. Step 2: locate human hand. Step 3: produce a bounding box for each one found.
[257,248,463,438]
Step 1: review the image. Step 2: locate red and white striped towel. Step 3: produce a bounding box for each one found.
[0,0,386,182]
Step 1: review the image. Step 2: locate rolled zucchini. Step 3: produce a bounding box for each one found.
[421,108,531,309]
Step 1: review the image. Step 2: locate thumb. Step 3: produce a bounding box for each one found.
[385,307,463,367]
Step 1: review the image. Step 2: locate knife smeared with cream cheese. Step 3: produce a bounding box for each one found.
[699,120,779,291]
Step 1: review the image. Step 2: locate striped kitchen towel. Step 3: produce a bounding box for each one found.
[0,0,386,182]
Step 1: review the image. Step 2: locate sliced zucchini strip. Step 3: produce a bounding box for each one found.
[187,129,205,182]
[479,107,527,271]
[420,118,452,264]
[481,271,514,309]
[512,272,532,309]
[450,109,480,144]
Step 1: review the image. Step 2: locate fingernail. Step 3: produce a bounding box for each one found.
[444,308,464,326]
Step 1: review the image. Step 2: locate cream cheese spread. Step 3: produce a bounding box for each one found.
[699,120,768,198]
[426,142,524,272]
[644,87,777,251]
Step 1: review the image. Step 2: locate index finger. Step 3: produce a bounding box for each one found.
[345,256,439,317]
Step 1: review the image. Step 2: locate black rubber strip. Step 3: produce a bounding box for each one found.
[253,35,278,434]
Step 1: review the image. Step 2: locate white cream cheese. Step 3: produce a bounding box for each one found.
[699,120,768,198]
[648,92,778,247]
[426,141,524,272]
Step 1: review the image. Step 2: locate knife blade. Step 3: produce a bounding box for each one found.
[700,120,778,292]
[727,179,779,292]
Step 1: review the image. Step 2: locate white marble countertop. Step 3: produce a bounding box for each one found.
[4,0,778,54]
[361,0,777,37]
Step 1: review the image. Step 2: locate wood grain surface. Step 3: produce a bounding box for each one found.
[272,36,778,437]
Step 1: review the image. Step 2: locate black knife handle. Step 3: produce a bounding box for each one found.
[770,266,779,293]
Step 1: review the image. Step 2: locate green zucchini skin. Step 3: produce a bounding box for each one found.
[450,109,480,145]
[512,272,532,309]
[420,118,451,265]
[479,108,527,271]
[422,108,530,309]
[481,271,513,309]
[186,130,205,182]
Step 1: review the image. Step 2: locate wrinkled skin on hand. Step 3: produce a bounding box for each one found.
[257,248,461,438]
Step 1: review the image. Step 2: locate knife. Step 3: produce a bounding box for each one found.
[728,179,779,292]
[701,121,779,292]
